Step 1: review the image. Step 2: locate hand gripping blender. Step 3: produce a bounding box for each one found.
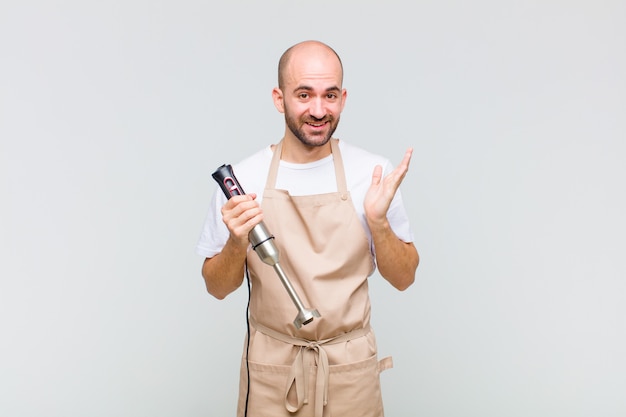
[212,164,321,329]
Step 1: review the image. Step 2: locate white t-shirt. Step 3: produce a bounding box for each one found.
[196,140,414,259]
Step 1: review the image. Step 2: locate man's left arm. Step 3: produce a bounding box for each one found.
[364,148,419,291]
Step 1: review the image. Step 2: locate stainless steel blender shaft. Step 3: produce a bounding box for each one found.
[249,223,321,329]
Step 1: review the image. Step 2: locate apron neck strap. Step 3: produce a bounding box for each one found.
[265,139,348,195]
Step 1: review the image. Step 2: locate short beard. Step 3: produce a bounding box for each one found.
[284,108,340,148]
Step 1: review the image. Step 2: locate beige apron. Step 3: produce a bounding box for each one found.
[237,139,392,417]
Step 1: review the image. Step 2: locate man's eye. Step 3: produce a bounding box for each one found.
[299,93,309,99]
[327,93,337,99]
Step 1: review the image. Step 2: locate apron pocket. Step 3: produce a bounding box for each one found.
[327,354,390,417]
[240,359,292,417]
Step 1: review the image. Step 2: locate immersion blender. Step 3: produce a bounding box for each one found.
[212,164,321,329]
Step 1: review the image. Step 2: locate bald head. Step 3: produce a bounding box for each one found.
[278,40,344,90]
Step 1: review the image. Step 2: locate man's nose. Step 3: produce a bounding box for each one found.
[309,98,325,119]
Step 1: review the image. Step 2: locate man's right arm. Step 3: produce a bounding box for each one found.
[202,238,247,300]
[201,194,263,300]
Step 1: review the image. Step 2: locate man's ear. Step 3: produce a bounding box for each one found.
[272,87,285,113]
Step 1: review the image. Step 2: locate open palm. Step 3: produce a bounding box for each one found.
[363,148,413,224]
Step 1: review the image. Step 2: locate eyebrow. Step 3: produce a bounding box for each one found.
[293,85,341,94]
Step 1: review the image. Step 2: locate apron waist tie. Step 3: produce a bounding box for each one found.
[249,317,370,417]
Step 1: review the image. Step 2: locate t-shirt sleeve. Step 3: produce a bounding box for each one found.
[195,188,230,258]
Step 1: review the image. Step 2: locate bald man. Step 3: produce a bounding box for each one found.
[196,40,419,417]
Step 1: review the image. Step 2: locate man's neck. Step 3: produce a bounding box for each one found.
[278,135,333,163]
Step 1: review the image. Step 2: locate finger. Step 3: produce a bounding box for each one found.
[222,196,259,223]
[370,165,383,186]
[397,147,413,173]
[403,147,413,169]
[383,148,413,193]
[231,193,257,204]
[224,194,256,211]
[224,205,263,235]
[392,147,413,181]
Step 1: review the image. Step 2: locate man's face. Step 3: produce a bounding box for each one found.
[275,50,346,148]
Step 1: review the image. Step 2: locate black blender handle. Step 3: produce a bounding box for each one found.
[212,164,245,198]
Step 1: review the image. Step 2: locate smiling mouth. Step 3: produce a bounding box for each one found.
[306,121,327,127]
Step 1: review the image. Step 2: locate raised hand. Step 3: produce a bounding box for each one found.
[364,148,413,226]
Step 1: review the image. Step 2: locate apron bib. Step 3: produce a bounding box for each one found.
[237,139,392,417]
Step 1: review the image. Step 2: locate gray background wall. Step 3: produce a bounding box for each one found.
[1,1,625,416]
